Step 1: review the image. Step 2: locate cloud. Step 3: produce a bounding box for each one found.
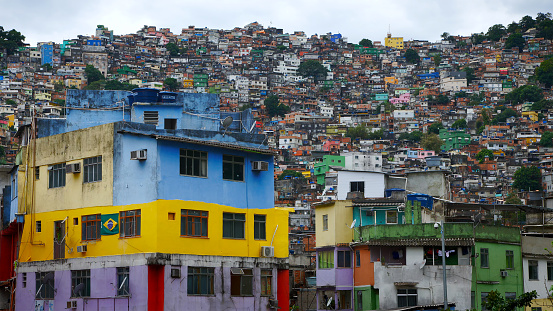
[1,0,551,46]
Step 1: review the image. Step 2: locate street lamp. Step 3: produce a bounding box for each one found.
[435,221,448,310]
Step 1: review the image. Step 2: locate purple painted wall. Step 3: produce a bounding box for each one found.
[16,266,148,311]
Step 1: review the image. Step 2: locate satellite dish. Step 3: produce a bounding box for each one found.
[350,219,357,229]
[73,283,85,297]
[41,272,54,283]
[221,116,233,137]
[221,116,233,129]
[327,297,333,307]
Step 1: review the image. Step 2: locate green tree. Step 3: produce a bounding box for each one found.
[264,95,289,118]
[505,192,522,205]
[84,65,104,84]
[535,58,553,88]
[0,27,25,56]
[84,80,105,90]
[5,99,16,106]
[346,125,369,140]
[471,33,486,44]
[436,94,449,105]
[42,63,53,71]
[540,131,553,147]
[532,99,553,111]
[421,133,443,153]
[433,54,442,67]
[476,148,494,163]
[278,170,305,180]
[104,79,135,91]
[409,131,423,142]
[487,24,506,42]
[404,48,420,64]
[54,82,64,92]
[492,108,518,124]
[297,60,328,82]
[428,122,444,135]
[513,166,542,191]
[505,85,543,104]
[537,19,553,40]
[451,118,467,129]
[164,77,179,91]
[519,15,536,32]
[165,43,180,57]
[507,21,520,34]
[368,128,384,140]
[505,32,525,51]
[441,32,450,40]
[482,290,537,311]
[359,39,373,48]
[462,67,476,84]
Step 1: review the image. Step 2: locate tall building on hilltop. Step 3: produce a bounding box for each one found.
[13,89,290,310]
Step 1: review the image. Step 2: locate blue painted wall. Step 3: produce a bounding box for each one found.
[156,140,274,209]
[40,44,53,65]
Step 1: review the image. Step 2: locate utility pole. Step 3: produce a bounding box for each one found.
[440,220,448,310]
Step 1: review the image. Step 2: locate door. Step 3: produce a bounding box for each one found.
[54,220,65,259]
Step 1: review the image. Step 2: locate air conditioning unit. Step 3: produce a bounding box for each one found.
[66,300,77,309]
[76,245,87,253]
[261,246,274,258]
[130,149,147,160]
[252,161,269,171]
[500,270,508,277]
[170,268,181,278]
[66,163,81,174]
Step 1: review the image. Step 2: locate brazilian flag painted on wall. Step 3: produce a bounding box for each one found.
[101,214,119,235]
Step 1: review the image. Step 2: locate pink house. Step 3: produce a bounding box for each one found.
[322,140,341,152]
[390,93,411,105]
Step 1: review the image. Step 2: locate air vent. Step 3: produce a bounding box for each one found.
[144,111,159,125]
[66,301,77,309]
[170,267,181,278]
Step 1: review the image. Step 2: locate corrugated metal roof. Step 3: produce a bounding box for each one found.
[354,238,474,247]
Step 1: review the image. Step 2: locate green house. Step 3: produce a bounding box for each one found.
[439,129,471,151]
[313,155,345,185]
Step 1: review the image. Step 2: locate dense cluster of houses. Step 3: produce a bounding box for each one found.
[0,19,553,310]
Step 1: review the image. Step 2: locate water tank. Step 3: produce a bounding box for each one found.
[132,88,159,103]
[158,91,178,103]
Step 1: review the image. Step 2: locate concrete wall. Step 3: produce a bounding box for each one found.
[405,171,448,198]
[373,256,472,310]
[336,171,386,200]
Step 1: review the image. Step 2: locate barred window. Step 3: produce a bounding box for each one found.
[83,156,102,183]
[71,269,91,297]
[180,149,207,177]
[35,272,55,299]
[120,210,141,237]
[81,214,101,241]
[117,267,130,296]
[181,210,208,237]
[187,267,214,295]
[48,163,66,188]
[260,270,273,296]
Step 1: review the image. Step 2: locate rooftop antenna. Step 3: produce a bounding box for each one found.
[221,116,233,137]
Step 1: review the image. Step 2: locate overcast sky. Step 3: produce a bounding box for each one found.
[1,0,551,46]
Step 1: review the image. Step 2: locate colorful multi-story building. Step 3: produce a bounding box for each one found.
[313,155,345,185]
[13,89,290,310]
[384,33,404,50]
[439,128,471,151]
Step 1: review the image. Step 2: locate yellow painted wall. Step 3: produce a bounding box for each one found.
[526,299,553,311]
[34,93,52,101]
[18,123,114,214]
[385,37,404,49]
[7,114,14,128]
[315,200,353,247]
[18,200,290,263]
[183,79,194,88]
[522,111,538,122]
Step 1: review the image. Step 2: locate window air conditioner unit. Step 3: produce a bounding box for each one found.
[66,163,81,174]
[170,268,181,278]
[500,270,508,277]
[66,301,77,309]
[252,161,269,171]
[261,246,274,258]
[130,149,147,161]
[76,245,87,253]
